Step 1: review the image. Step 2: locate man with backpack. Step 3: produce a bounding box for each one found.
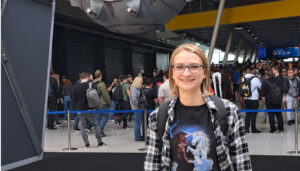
[144,78,158,110]
[70,72,105,148]
[241,68,262,133]
[93,70,112,137]
[285,68,300,125]
[261,66,288,133]
[107,77,121,121]
[115,74,131,129]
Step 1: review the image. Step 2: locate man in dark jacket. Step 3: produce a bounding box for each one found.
[70,72,104,148]
[144,78,158,110]
[261,66,287,133]
[48,70,60,129]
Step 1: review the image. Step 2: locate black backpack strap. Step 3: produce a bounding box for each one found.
[157,101,171,140]
[209,95,228,136]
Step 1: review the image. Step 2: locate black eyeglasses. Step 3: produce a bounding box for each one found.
[172,64,205,73]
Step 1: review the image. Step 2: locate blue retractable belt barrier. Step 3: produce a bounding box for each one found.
[239,109,295,113]
[47,111,66,114]
[47,109,298,115]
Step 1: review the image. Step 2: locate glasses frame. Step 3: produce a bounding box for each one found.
[172,63,205,74]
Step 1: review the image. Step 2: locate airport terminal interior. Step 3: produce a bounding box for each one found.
[2,0,300,171]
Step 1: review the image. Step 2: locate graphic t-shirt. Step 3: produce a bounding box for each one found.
[170,101,220,171]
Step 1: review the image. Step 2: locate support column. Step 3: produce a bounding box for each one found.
[222,31,233,66]
[207,0,226,64]
[242,47,249,63]
[248,47,254,63]
[234,39,242,63]
[254,48,258,63]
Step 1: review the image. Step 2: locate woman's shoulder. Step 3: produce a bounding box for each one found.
[221,98,239,110]
[205,96,239,117]
[148,108,159,130]
[219,98,241,122]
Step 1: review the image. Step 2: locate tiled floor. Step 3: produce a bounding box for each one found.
[44,113,300,156]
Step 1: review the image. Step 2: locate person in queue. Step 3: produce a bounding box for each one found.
[129,76,145,141]
[70,72,105,148]
[144,43,252,171]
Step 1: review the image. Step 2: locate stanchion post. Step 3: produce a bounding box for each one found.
[295,107,298,155]
[63,109,78,151]
[288,107,299,155]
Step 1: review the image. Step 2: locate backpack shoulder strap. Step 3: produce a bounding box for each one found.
[157,101,171,140]
[209,95,228,136]
[88,82,92,89]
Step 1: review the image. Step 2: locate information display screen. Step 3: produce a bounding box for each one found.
[272,47,299,58]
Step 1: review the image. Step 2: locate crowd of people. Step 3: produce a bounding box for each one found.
[47,67,173,147]
[47,53,300,148]
[210,60,300,134]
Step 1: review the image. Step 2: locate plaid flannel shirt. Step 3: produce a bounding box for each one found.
[144,95,252,171]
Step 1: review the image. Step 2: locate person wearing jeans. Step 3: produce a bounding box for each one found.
[97,105,109,135]
[93,70,112,137]
[108,100,117,120]
[129,76,144,141]
[63,95,73,119]
[116,75,131,129]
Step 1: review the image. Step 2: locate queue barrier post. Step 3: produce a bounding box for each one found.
[62,109,78,151]
[287,107,300,155]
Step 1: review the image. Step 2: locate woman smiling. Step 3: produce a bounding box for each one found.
[144,43,252,171]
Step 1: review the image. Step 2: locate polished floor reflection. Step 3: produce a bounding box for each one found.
[44,113,300,156]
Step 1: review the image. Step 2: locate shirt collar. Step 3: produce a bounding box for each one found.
[168,94,217,112]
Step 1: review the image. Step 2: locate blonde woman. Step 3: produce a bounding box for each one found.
[144,44,251,171]
[130,76,144,141]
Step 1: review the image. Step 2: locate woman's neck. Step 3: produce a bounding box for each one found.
[179,89,205,106]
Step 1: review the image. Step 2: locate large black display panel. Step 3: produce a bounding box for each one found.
[1,0,55,170]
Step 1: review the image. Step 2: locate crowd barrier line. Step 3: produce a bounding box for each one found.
[47,108,300,155]
[47,109,297,115]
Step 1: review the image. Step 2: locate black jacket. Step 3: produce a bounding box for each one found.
[261,75,286,104]
[49,77,60,99]
[70,82,89,111]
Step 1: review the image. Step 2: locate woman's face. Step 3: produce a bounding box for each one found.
[172,50,206,93]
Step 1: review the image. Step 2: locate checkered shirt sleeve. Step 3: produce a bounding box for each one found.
[224,99,252,171]
[144,108,162,171]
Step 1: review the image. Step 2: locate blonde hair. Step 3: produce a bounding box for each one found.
[169,43,212,96]
[132,76,143,89]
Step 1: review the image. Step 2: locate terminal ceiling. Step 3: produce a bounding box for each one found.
[173,16,300,51]
[164,0,300,52]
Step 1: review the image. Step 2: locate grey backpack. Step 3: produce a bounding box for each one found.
[86,82,100,108]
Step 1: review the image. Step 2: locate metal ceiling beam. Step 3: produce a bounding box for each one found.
[166,0,300,31]
[242,47,249,63]
[222,31,233,66]
[207,0,226,64]
[234,39,242,63]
